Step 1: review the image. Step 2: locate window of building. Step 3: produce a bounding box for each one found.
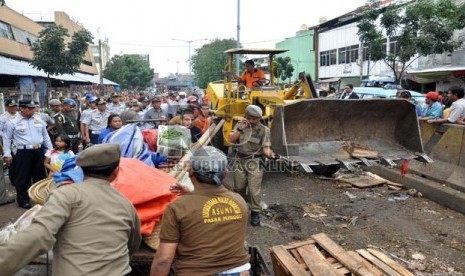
[362,43,370,61]
[10,26,38,46]
[320,50,330,66]
[338,45,359,64]
[0,21,14,40]
[362,38,388,61]
[82,60,93,67]
[320,49,337,66]
[388,36,400,55]
[330,49,337,65]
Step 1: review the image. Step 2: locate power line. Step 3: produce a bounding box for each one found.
[111,42,187,48]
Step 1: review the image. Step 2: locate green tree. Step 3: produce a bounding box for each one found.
[274,57,294,84]
[31,25,93,76]
[357,0,465,84]
[191,39,239,88]
[103,55,154,90]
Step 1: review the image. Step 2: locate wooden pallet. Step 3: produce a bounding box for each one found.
[270,233,413,276]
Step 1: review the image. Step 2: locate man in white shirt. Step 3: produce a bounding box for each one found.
[428,86,465,124]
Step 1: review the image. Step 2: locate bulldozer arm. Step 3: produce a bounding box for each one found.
[271,99,429,173]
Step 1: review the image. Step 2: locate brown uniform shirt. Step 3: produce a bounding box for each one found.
[0,177,141,276]
[233,122,271,155]
[160,186,250,275]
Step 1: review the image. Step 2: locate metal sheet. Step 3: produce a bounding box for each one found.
[0,56,118,85]
[271,99,424,166]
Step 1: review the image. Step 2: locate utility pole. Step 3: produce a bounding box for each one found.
[236,0,241,75]
[99,39,104,95]
[171,38,207,74]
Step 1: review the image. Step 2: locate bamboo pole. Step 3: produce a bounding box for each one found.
[169,119,225,181]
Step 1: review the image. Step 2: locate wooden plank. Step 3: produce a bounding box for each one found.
[289,248,308,270]
[365,172,404,187]
[302,245,326,260]
[336,266,351,275]
[271,250,291,276]
[271,245,308,276]
[282,239,316,250]
[347,251,384,276]
[326,257,338,264]
[367,249,414,276]
[356,249,402,276]
[312,233,376,276]
[350,148,379,159]
[341,175,387,188]
[297,246,340,276]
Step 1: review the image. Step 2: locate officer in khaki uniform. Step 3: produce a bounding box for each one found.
[151,146,250,275]
[229,105,276,226]
[0,144,141,275]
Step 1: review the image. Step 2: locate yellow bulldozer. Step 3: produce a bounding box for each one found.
[206,48,431,175]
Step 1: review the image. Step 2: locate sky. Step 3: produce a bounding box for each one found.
[6,0,368,77]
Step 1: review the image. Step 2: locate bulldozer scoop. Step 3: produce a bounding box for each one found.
[271,99,426,169]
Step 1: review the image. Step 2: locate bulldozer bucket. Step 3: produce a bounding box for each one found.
[271,99,428,172]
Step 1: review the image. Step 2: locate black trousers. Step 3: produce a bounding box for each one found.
[14,148,46,204]
[90,133,99,145]
[8,152,16,187]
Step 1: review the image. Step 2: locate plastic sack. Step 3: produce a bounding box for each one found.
[142,129,158,151]
[111,158,178,235]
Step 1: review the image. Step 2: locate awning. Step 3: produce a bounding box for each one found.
[0,56,119,85]
[318,77,341,83]
[0,55,48,77]
[407,65,465,84]
[74,73,119,85]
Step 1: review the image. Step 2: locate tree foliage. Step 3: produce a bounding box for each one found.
[31,25,93,76]
[273,57,294,83]
[191,39,239,88]
[357,0,465,84]
[103,55,154,90]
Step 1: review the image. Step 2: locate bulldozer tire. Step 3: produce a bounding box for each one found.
[310,164,340,177]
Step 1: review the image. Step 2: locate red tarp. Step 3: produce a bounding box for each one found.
[112,158,178,234]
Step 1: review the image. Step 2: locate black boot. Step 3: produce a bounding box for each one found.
[251,211,261,226]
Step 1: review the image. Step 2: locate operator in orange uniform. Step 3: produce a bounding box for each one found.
[232,60,266,88]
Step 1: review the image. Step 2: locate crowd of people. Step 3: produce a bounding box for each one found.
[0,89,212,210]
[397,86,465,125]
[0,94,272,275]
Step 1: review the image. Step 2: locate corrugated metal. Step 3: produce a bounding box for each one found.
[0,56,47,77]
[0,56,119,85]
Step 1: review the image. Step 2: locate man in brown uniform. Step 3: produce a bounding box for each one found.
[229,105,276,226]
[0,143,141,275]
[150,146,250,276]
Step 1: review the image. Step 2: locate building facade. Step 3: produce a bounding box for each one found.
[276,28,316,83]
[0,6,117,104]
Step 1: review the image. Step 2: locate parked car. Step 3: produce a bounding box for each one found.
[353,87,426,106]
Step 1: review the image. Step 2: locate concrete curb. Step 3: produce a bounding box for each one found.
[366,165,465,215]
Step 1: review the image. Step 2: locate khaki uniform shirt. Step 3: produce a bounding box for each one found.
[233,122,271,155]
[160,186,249,276]
[0,177,141,276]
